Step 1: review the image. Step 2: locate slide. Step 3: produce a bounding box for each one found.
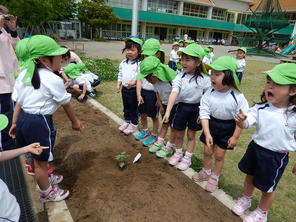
[281,44,296,55]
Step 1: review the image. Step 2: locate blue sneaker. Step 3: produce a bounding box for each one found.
[134,130,149,140]
[142,135,157,147]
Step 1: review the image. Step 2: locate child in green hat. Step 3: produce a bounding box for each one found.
[117,37,143,135]
[232,63,296,222]
[10,35,83,203]
[135,38,164,146]
[202,47,212,65]
[0,114,49,221]
[192,56,249,193]
[178,40,185,51]
[207,45,215,60]
[163,43,211,171]
[236,47,247,82]
[168,41,180,71]
[136,56,178,157]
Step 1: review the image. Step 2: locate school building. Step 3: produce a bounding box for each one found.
[103,0,296,43]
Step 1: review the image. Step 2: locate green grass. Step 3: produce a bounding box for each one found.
[93,59,296,222]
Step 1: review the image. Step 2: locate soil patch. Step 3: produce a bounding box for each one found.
[52,101,241,222]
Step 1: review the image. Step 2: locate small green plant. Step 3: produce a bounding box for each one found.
[115,152,129,169]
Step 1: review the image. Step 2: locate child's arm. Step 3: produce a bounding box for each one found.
[136,80,144,105]
[62,103,84,131]
[235,109,248,129]
[78,83,87,100]
[9,103,21,138]
[116,62,123,93]
[227,126,243,148]
[126,80,137,89]
[0,143,48,162]
[116,81,122,93]
[201,119,213,147]
[162,92,177,123]
[292,164,296,175]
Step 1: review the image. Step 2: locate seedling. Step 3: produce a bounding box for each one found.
[115,152,129,169]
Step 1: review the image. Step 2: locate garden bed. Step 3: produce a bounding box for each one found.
[52,101,241,222]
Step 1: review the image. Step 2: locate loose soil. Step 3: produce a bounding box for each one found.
[52,101,241,222]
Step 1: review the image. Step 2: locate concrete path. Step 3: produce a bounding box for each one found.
[61,40,280,63]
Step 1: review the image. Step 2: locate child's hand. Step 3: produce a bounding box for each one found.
[196,117,201,125]
[115,84,121,93]
[9,123,17,139]
[72,119,84,131]
[126,80,136,89]
[162,112,170,124]
[159,105,165,115]
[227,136,238,148]
[235,109,247,129]
[138,96,144,105]
[293,164,296,175]
[25,143,48,155]
[205,134,213,148]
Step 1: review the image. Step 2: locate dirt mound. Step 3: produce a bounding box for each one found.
[52,101,241,222]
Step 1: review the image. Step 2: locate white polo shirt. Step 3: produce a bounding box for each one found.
[200,88,249,120]
[172,71,211,104]
[237,58,246,72]
[154,81,173,105]
[117,59,140,86]
[244,103,296,152]
[12,68,71,115]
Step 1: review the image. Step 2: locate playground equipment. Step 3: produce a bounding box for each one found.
[235,0,290,56]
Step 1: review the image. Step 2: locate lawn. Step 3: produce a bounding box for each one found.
[90,58,295,222]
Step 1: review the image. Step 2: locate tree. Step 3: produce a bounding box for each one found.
[2,0,77,27]
[78,0,119,39]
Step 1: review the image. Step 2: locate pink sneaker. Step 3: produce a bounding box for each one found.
[48,174,63,185]
[168,150,183,166]
[243,209,267,222]
[176,155,191,171]
[192,169,210,182]
[205,177,219,192]
[232,196,252,216]
[40,186,70,203]
[118,122,129,132]
[123,123,137,135]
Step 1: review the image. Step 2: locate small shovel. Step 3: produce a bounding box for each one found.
[133,153,142,164]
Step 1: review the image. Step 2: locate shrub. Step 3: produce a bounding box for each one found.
[81,57,118,81]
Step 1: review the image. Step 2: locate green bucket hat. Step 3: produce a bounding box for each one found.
[136,56,176,82]
[208,56,240,91]
[63,63,81,79]
[185,40,195,44]
[19,35,68,86]
[0,114,9,131]
[208,45,214,49]
[172,41,179,46]
[178,40,184,43]
[177,43,205,59]
[124,37,143,46]
[238,47,247,54]
[142,38,164,56]
[15,38,30,78]
[262,63,296,85]
[76,62,90,73]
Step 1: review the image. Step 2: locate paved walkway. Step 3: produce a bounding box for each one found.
[61,40,280,63]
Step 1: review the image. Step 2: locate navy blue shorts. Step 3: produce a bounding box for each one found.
[161,104,177,125]
[238,141,289,193]
[171,102,202,131]
[16,111,56,162]
[200,116,236,150]
[138,89,158,118]
[236,72,243,82]
[121,87,138,125]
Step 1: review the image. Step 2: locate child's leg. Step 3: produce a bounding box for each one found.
[140,114,148,129]
[203,144,214,170]
[212,146,227,176]
[243,174,255,197]
[159,123,169,139]
[175,130,185,149]
[186,129,196,153]
[34,159,50,190]
[168,129,185,166]
[259,191,275,211]
[151,117,159,135]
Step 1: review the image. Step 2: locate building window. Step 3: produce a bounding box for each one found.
[147,0,178,14]
[287,13,296,24]
[212,8,227,21]
[236,13,251,24]
[102,22,132,39]
[183,3,208,18]
[226,12,235,23]
[167,27,177,40]
[107,0,142,9]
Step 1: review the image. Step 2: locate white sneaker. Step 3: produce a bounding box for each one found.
[48,174,63,185]
[40,186,70,203]
[168,150,183,166]
[232,196,252,216]
[118,122,129,132]
[243,209,267,222]
[123,123,137,135]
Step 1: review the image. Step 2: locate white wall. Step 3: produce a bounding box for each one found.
[212,0,251,12]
